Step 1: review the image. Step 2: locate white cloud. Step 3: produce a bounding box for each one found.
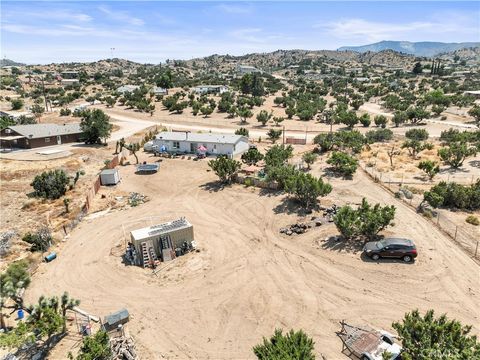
[319,13,479,43]
[215,4,253,14]
[98,6,144,26]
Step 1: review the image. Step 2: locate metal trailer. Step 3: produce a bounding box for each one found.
[337,321,402,360]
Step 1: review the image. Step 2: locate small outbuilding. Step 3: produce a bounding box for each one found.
[130,217,194,267]
[103,308,130,331]
[100,169,120,185]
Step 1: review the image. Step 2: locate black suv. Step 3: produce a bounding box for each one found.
[363,238,417,262]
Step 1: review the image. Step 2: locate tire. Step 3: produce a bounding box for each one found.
[371,254,380,261]
[403,255,412,262]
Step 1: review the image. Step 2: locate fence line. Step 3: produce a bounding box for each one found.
[360,164,479,261]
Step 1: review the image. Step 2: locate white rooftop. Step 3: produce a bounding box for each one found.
[130,218,192,241]
[155,131,246,145]
[7,123,82,139]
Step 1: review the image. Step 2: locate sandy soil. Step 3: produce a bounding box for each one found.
[24,152,480,359]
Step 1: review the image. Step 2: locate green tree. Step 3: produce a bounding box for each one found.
[302,152,317,169]
[0,116,15,130]
[374,115,387,128]
[267,129,282,143]
[125,142,141,164]
[31,104,45,119]
[365,129,393,143]
[359,113,371,127]
[10,99,23,110]
[0,261,30,329]
[208,156,241,183]
[22,227,52,252]
[406,106,430,124]
[423,180,480,211]
[256,110,273,126]
[264,145,293,168]
[438,142,477,169]
[431,104,445,117]
[313,133,335,153]
[284,172,332,209]
[200,105,214,118]
[412,62,423,75]
[393,111,408,127]
[30,169,69,199]
[104,96,116,108]
[241,148,264,165]
[273,116,285,126]
[333,199,396,239]
[418,160,440,180]
[253,329,315,360]
[402,128,432,158]
[326,151,358,177]
[468,105,480,127]
[235,127,249,137]
[392,309,480,360]
[80,109,113,144]
[238,107,253,123]
[76,330,112,360]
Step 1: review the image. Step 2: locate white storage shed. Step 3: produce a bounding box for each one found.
[100,169,120,185]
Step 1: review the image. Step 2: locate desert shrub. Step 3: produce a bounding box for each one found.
[366,129,393,143]
[333,198,396,240]
[208,156,241,183]
[423,180,480,211]
[284,172,332,209]
[241,148,264,165]
[22,228,52,252]
[326,151,358,177]
[30,170,69,200]
[393,309,480,360]
[253,329,315,360]
[374,115,387,128]
[465,215,479,226]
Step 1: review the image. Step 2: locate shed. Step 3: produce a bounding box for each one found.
[100,169,120,185]
[103,308,129,331]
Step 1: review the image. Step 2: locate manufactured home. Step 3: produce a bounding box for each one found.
[152,131,249,157]
[0,123,83,149]
[193,85,228,94]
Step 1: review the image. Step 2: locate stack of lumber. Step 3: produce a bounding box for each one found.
[110,336,138,360]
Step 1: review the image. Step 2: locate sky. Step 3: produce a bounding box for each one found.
[1,1,479,64]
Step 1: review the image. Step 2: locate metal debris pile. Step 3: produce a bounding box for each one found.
[320,204,338,221]
[128,192,147,207]
[0,230,16,256]
[110,335,138,360]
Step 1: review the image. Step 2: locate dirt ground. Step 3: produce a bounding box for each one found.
[23,151,480,359]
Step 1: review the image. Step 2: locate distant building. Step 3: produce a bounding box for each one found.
[61,70,79,79]
[0,123,83,149]
[193,85,228,95]
[236,64,262,75]
[153,131,249,156]
[463,90,480,99]
[0,110,32,120]
[61,79,79,87]
[152,87,168,96]
[116,85,140,94]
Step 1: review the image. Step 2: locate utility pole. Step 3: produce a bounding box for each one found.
[110,48,115,59]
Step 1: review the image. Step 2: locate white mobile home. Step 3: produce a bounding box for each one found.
[193,85,228,95]
[152,131,249,157]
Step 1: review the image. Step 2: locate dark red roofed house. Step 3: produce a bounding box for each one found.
[0,123,83,149]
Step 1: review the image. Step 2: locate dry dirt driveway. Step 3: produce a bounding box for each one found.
[25,158,479,359]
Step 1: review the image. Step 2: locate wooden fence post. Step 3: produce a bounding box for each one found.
[454,226,458,240]
[475,241,479,258]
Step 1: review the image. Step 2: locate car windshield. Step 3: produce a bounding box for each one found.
[376,240,386,249]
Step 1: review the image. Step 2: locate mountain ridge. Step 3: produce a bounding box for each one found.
[338,41,480,57]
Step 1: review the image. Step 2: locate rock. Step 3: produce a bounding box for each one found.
[286,230,293,236]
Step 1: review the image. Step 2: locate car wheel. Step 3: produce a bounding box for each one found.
[403,255,412,262]
[371,254,380,261]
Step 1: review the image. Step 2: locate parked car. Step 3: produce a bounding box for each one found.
[363,238,417,262]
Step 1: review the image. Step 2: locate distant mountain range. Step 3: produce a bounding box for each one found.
[338,41,480,57]
[0,59,26,67]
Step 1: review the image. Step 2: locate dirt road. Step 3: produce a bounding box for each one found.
[25,156,479,359]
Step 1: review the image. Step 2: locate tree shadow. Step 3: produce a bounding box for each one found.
[199,181,226,192]
[322,168,353,180]
[13,332,67,360]
[321,235,364,253]
[439,166,469,174]
[468,160,480,169]
[258,188,282,197]
[272,197,313,216]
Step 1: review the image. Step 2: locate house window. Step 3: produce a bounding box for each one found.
[173,141,179,149]
[45,138,50,143]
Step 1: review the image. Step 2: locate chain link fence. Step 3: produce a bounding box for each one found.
[360,163,479,261]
